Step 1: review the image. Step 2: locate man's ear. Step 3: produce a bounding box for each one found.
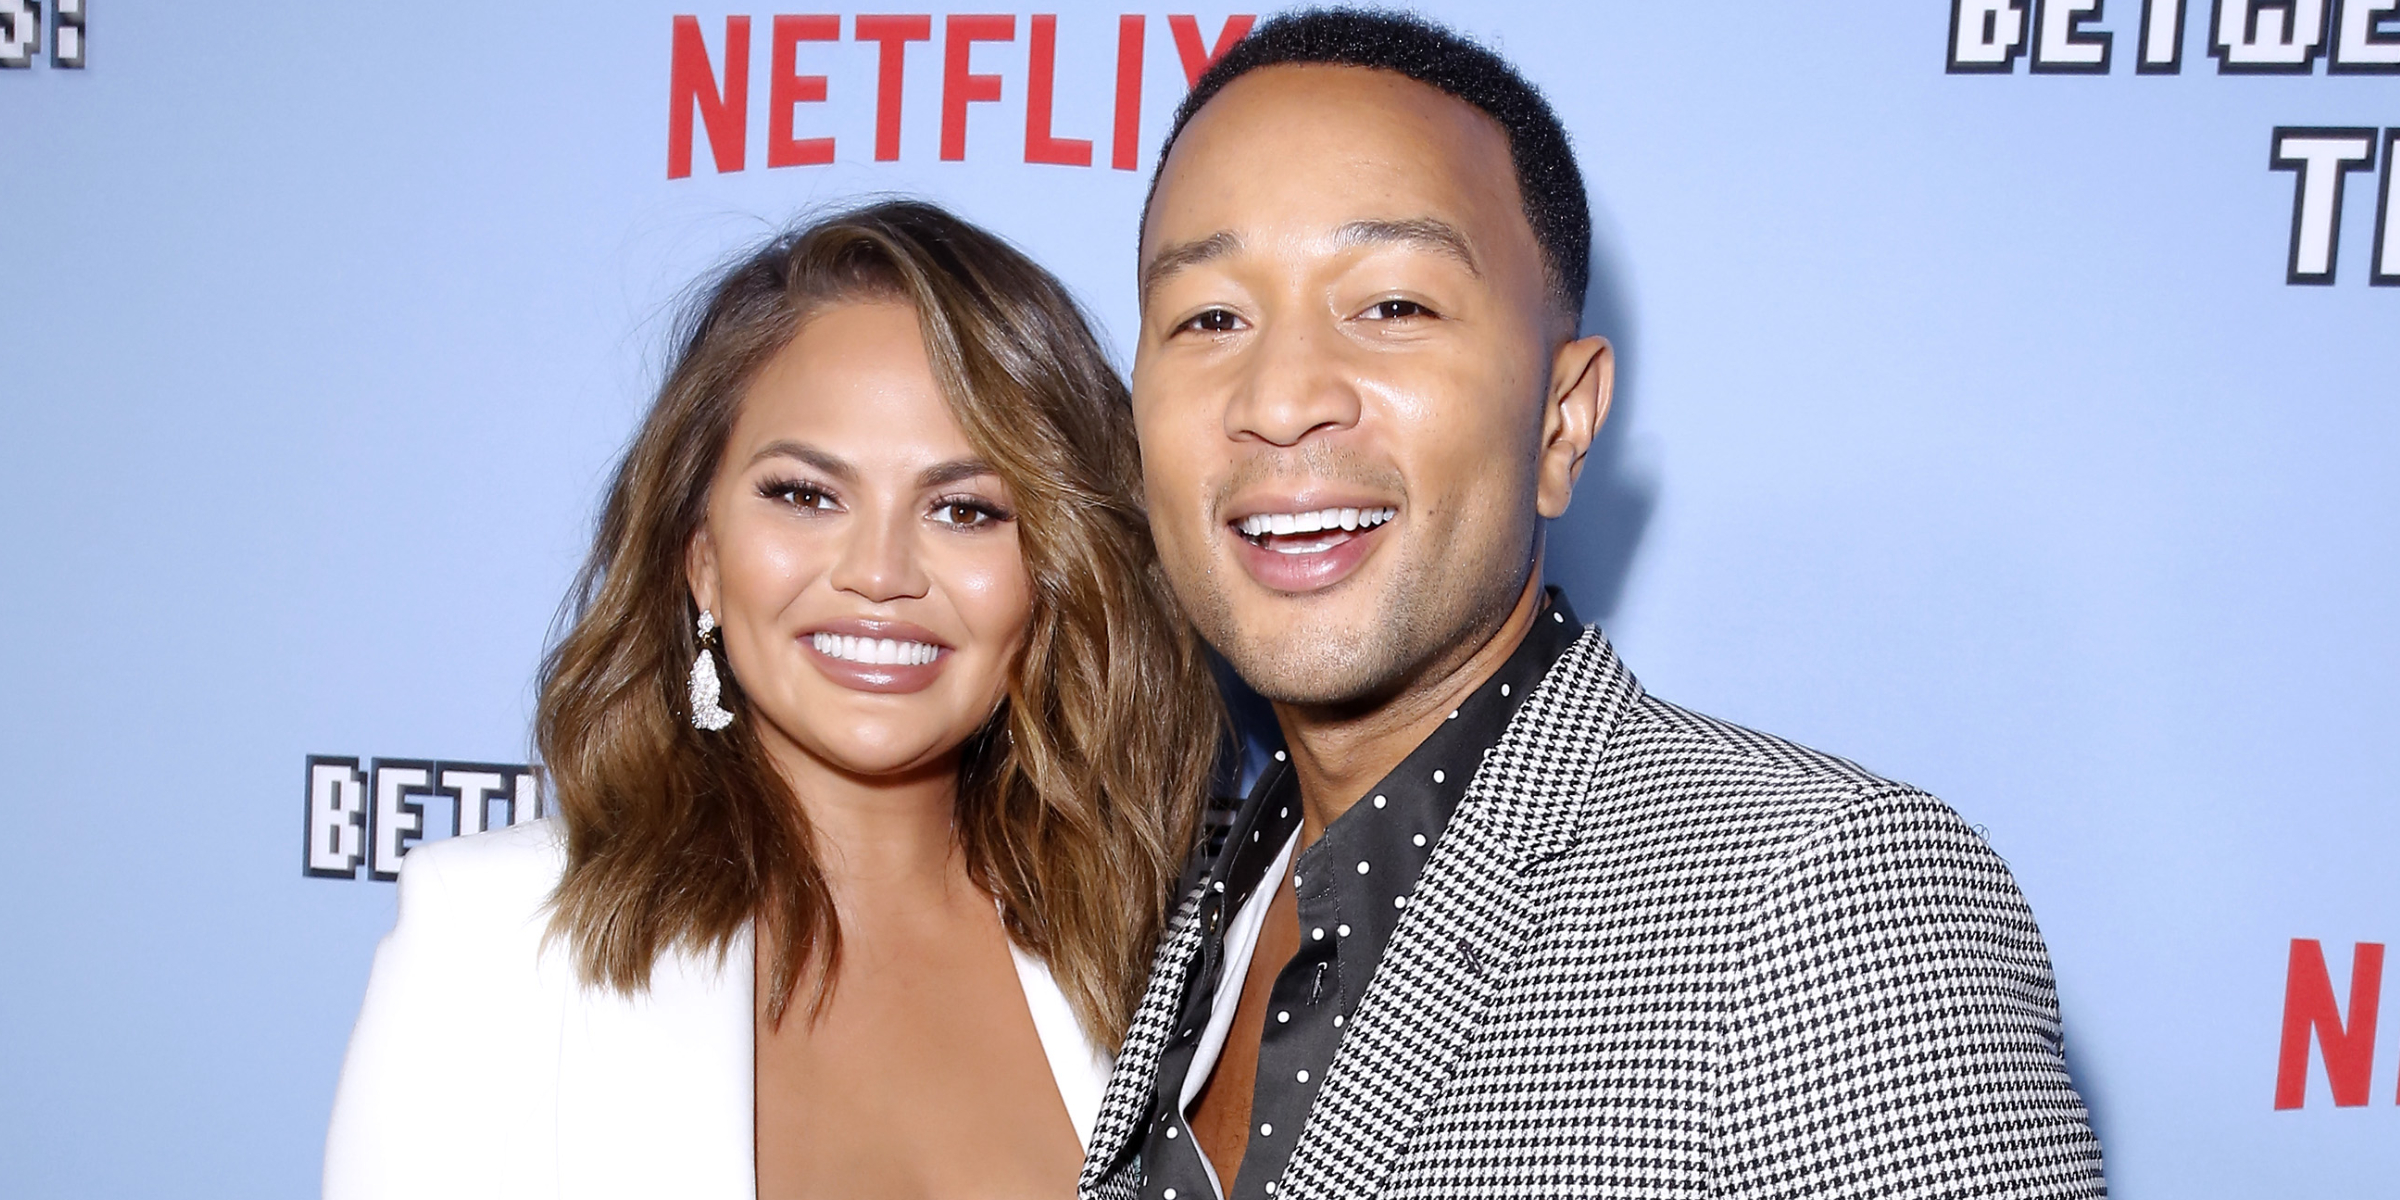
[1536,335,1613,520]
[685,525,720,619]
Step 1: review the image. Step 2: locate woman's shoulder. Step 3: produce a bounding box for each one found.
[328,820,575,1198]
[387,818,568,950]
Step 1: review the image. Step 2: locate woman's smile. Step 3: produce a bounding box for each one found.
[801,619,953,693]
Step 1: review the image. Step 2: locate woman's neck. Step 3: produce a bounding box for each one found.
[764,740,971,909]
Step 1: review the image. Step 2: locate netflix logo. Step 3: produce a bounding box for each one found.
[2273,937,2398,1110]
[667,11,1254,178]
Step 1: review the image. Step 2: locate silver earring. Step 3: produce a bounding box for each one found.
[689,610,735,731]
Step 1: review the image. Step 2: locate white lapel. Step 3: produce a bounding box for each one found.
[1009,940,1115,1149]
[554,925,758,1200]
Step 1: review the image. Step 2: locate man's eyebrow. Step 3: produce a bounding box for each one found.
[1139,230,1243,308]
[748,440,854,480]
[917,457,1000,491]
[1332,217,1481,276]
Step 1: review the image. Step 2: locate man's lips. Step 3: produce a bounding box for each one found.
[1230,505,1397,540]
[1223,503,1398,593]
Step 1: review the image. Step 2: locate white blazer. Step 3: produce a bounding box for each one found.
[324,819,1112,1200]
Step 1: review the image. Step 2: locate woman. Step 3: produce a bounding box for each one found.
[324,201,1224,1199]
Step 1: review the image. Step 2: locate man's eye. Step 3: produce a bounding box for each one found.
[1365,299,1432,321]
[1181,308,1244,334]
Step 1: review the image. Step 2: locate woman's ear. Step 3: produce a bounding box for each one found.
[686,525,720,618]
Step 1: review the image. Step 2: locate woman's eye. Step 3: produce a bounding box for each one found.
[761,480,839,510]
[931,501,1002,528]
[1180,308,1244,334]
[1365,299,1432,321]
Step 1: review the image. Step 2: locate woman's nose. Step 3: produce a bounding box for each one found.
[826,508,930,603]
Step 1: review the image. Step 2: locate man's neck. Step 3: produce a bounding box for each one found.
[1271,571,1546,846]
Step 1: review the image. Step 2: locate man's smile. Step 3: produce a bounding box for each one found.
[1223,498,1399,592]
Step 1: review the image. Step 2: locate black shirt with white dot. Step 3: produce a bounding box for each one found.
[1134,589,1584,1200]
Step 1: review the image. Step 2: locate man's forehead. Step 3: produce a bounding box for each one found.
[1141,64,1524,262]
[1147,67,1507,229]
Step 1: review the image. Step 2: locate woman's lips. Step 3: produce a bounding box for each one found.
[802,630,950,694]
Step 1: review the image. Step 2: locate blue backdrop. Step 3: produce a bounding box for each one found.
[3,1,2394,1195]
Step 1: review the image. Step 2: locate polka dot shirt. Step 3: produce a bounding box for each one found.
[1134,589,1584,1200]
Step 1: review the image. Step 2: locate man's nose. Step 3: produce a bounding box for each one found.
[827,507,931,603]
[1223,316,1363,446]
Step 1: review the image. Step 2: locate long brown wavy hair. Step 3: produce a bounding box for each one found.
[537,199,1224,1043]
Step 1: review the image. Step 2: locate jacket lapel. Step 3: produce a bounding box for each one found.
[1079,887,1207,1197]
[1277,631,1637,1198]
[555,925,758,1200]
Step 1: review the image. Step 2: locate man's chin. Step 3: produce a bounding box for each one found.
[1215,631,1399,710]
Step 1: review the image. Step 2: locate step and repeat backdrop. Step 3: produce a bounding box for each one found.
[3,1,2394,1195]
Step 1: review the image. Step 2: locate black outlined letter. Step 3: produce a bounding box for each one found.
[49,0,75,66]
[0,1,36,69]
[2329,0,2400,69]
[2269,127,2377,283]
[434,762,542,836]
[2140,0,2190,68]
[369,759,437,881]
[2212,0,2331,71]
[2035,0,2116,70]
[1950,0,2032,71]
[304,757,367,879]
[2372,129,2400,284]
[436,766,506,837]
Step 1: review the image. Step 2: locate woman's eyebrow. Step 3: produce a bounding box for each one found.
[748,440,854,480]
[918,457,1000,490]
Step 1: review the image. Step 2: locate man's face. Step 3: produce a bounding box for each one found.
[1133,64,1591,707]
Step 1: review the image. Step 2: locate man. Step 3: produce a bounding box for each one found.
[1085,9,2106,1200]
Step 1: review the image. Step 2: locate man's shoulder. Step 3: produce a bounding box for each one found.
[1550,674,1989,888]
[1612,691,1898,798]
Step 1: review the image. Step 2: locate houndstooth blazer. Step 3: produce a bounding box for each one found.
[1080,628,2107,1199]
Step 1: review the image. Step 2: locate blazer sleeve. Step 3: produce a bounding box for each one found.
[1709,786,2108,1199]
[323,827,565,1200]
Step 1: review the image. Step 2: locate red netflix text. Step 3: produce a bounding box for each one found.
[667,12,1255,178]
[2274,937,2393,1108]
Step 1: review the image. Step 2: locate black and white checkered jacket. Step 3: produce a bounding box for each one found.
[1080,628,2107,1199]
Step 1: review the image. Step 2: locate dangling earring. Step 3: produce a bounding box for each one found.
[689,610,735,731]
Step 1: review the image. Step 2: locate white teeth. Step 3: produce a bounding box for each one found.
[810,632,940,666]
[1238,507,1396,538]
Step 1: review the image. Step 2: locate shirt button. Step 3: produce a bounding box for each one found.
[1296,1069,1310,1082]
[1260,1123,1274,1136]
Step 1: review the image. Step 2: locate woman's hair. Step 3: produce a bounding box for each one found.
[537,199,1224,1043]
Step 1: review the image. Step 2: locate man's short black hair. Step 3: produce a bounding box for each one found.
[1148,7,1591,323]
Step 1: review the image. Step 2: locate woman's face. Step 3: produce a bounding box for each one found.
[688,300,1033,782]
